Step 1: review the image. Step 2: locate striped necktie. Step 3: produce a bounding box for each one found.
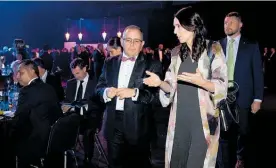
[227,39,235,87]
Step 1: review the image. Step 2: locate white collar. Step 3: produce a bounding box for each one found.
[41,70,48,83]
[227,34,241,43]
[79,73,89,83]
[28,77,38,85]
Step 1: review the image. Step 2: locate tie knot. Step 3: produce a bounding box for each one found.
[230,39,235,44]
[122,56,136,62]
[80,80,84,84]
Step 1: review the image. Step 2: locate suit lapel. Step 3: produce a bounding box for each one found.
[128,54,145,88]
[45,74,54,85]
[71,79,78,101]
[113,55,122,87]
[221,38,227,57]
[84,80,90,99]
[45,74,49,84]
[84,79,96,99]
[234,36,246,77]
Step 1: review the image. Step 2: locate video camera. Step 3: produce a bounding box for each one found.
[13,39,25,50]
[13,39,28,60]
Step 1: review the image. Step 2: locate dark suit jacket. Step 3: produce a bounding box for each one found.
[268,53,276,72]
[11,78,62,162]
[153,49,164,62]
[220,36,264,108]
[93,49,105,81]
[64,75,103,127]
[40,52,54,72]
[46,72,64,102]
[53,52,71,79]
[96,53,162,144]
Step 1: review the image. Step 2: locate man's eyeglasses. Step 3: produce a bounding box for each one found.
[123,38,142,45]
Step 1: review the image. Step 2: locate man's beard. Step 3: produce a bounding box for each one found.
[225,29,239,36]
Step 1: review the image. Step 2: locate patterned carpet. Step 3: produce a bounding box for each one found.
[84,90,276,168]
[1,89,274,168]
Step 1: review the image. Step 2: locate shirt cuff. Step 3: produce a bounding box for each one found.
[103,88,112,103]
[80,105,88,116]
[254,99,262,103]
[84,104,88,111]
[132,88,139,101]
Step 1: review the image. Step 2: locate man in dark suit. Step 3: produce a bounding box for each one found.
[40,45,54,72]
[153,44,171,79]
[93,43,106,81]
[96,25,162,168]
[217,12,264,168]
[33,57,64,102]
[262,47,269,87]
[62,58,103,165]
[53,49,71,81]
[11,59,62,167]
[267,47,276,93]
[153,44,164,62]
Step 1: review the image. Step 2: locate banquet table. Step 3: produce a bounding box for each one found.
[0,113,16,168]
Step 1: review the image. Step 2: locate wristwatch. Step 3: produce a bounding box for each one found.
[134,88,138,97]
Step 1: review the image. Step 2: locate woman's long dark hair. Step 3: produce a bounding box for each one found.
[175,6,207,62]
[107,36,122,50]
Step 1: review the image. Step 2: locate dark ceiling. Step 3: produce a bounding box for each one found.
[0,1,195,19]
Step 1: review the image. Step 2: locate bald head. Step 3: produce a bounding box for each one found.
[17,59,39,86]
[122,25,143,41]
[121,25,145,57]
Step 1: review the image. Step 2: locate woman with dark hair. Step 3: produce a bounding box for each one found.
[143,6,228,168]
[106,36,122,57]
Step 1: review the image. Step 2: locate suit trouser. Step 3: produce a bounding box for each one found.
[216,107,254,168]
[107,110,151,168]
[80,116,97,161]
[43,152,64,168]
[83,128,96,160]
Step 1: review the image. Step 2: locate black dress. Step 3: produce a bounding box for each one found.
[170,56,208,168]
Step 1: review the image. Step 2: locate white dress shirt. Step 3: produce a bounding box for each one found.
[269,52,275,60]
[74,73,89,115]
[226,34,241,64]
[103,52,139,111]
[226,35,261,102]
[158,50,163,62]
[40,70,48,83]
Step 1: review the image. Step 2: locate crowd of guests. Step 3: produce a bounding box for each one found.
[263,47,276,92]
[0,35,173,168]
[0,6,268,168]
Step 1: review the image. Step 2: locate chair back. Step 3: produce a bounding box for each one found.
[46,112,81,154]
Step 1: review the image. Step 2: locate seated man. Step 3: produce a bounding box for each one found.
[62,58,104,165]
[33,57,64,102]
[11,59,21,86]
[11,59,62,167]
